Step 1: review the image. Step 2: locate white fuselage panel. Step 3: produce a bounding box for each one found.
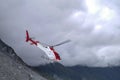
[37,44,55,60]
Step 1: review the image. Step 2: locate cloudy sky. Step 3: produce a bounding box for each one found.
[0,0,120,67]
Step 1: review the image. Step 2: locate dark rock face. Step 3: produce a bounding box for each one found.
[33,62,120,80]
[0,39,47,80]
[1,39,120,80]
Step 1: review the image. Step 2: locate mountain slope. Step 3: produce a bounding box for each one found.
[33,59,120,80]
[0,39,47,80]
[1,38,120,80]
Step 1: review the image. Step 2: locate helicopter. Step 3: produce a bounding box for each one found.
[26,30,70,61]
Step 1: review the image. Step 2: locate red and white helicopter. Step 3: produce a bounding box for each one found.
[26,30,70,61]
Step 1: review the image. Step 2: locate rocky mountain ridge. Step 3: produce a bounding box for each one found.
[0,39,47,80]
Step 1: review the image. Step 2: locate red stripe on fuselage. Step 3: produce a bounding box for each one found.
[50,47,61,60]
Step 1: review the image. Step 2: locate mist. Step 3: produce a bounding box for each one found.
[0,0,120,67]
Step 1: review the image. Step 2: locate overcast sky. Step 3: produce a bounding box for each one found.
[0,0,120,67]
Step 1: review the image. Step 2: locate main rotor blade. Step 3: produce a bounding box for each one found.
[52,40,71,47]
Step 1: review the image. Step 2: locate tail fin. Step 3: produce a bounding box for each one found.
[26,30,30,42]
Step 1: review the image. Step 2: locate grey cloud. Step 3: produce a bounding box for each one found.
[0,0,120,67]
